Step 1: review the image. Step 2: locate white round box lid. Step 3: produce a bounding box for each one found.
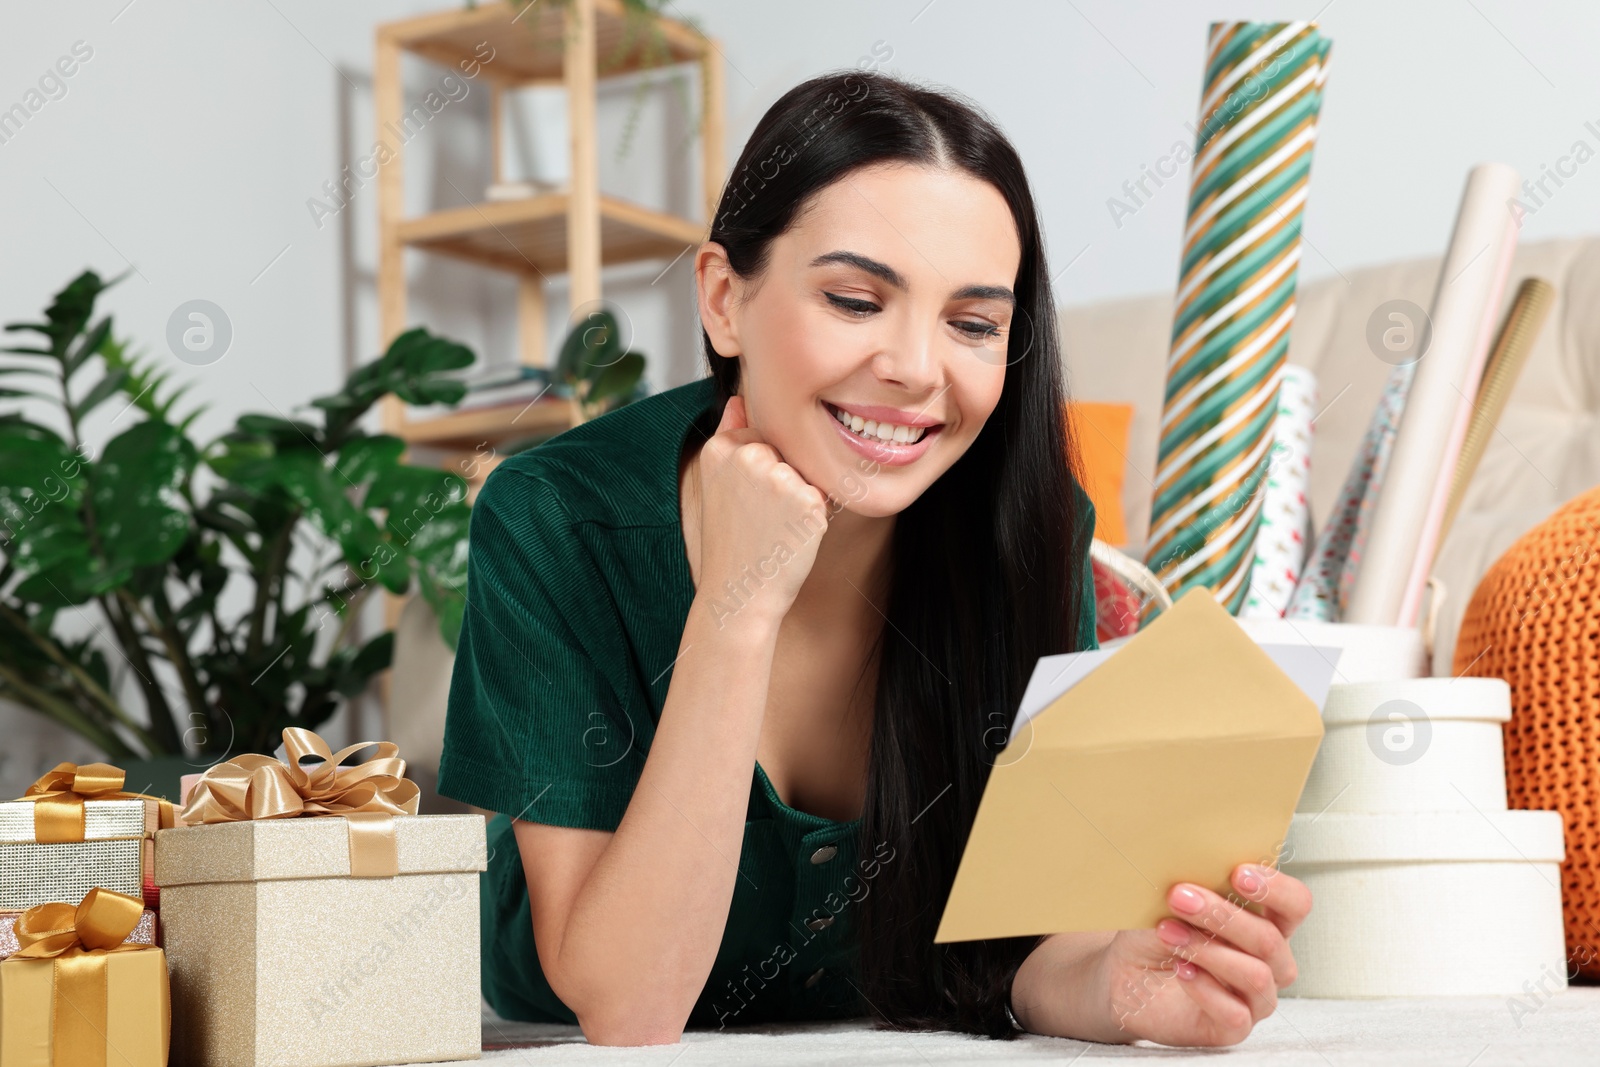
[1321,677,1511,726]
[1283,809,1565,865]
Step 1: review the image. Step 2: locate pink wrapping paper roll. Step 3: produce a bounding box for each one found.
[1396,213,1519,624]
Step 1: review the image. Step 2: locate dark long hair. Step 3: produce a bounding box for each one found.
[702,70,1093,1037]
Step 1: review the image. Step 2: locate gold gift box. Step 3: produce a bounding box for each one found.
[0,944,170,1067]
[0,799,155,911]
[155,814,486,1067]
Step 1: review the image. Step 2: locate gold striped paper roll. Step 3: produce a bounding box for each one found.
[1144,22,1332,618]
[1438,277,1555,542]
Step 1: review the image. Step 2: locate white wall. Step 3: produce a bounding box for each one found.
[3,0,1597,787]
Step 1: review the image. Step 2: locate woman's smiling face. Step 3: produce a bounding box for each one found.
[697,161,1022,518]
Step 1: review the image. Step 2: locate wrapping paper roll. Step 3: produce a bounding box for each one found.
[1438,276,1555,546]
[1241,364,1316,617]
[1286,361,1412,621]
[1145,22,1333,617]
[1346,163,1521,626]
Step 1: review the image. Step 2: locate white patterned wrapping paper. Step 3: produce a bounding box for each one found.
[1241,364,1317,618]
[1287,361,1412,621]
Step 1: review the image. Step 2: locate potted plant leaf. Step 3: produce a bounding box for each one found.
[553,305,646,425]
[0,270,481,798]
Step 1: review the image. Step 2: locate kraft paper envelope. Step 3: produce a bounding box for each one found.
[935,586,1332,942]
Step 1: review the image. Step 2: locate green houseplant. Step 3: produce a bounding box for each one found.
[553,306,645,424]
[0,270,480,767]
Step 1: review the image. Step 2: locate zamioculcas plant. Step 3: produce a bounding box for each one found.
[556,306,645,424]
[0,269,479,760]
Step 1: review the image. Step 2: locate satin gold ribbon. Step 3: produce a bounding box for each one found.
[10,888,154,1067]
[15,762,177,844]
[179,727,419,877]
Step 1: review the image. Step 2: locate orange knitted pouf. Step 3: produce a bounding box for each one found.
[1454,485,1600,977]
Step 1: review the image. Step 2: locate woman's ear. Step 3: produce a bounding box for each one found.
[695,241,742,359]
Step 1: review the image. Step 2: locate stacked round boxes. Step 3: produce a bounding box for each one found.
[1237,619,1568,996]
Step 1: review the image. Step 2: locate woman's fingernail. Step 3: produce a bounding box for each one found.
[1176,961,1198,981]
[1157,919,1190,947]
[1236,866,1263,894]
[1171,886,1205,914]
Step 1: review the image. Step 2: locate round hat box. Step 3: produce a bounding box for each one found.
[1233,618,1429,683]
[1280,810,1566,997]
[1297,677,1512,815]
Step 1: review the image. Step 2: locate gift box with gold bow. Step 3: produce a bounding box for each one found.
[0,763,175,912]
[154,728,484,1067]
[0,888,171,1067]
[0,906,158,960]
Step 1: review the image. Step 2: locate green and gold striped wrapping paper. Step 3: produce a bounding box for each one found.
[1144,22,1332,617]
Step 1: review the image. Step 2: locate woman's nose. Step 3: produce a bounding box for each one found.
[873,320,940,391]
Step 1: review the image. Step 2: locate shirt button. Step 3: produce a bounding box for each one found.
[806,914,835,931]
[805,967,826,988]
[809,844,838,864]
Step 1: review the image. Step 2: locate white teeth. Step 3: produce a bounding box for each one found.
[828,403,929,445]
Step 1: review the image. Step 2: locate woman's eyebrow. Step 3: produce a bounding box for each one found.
[809,251,1015,306]
[809,250,908,290]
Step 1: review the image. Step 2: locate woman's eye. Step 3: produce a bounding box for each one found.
[952,320,1002,340]
[824,292,879,316]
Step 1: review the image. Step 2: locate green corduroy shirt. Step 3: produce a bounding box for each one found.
[437,373,1099,1028]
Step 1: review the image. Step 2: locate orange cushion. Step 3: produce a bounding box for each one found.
[1066,401,1133,546]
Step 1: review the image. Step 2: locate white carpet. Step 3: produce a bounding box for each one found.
[404,987,1600,1065]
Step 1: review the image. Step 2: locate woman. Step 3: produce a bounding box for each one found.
[438,69,1310,1048]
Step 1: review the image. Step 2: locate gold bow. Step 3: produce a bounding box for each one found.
[16,762,176,844]
[179,727,420,877]
[8,888,166,1067]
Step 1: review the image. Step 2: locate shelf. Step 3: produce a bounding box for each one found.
[398,192,705,276]
[378,0,709,84]
[397,396,575,451]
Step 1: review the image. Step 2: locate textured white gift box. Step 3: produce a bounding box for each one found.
[1298,678,1512,814]
[1233,619,1428,682]
[1281,810,1566,997]
[0,797,152,909]
[154,814,486,1067]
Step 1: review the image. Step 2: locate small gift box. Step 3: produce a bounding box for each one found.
[155,728,485,1067]
[0,888,171,1067]
[0,907,158,959]
[0,763,174,912]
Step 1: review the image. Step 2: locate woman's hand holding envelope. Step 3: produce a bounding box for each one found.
[1010,862,1312,1047]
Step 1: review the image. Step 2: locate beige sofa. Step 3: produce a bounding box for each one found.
[388,235,1600,792]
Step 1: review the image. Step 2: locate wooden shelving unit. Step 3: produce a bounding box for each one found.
[370,0,724,649]
[373,0,725,465]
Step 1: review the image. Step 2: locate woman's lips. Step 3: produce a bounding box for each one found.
[823,400,941,466]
